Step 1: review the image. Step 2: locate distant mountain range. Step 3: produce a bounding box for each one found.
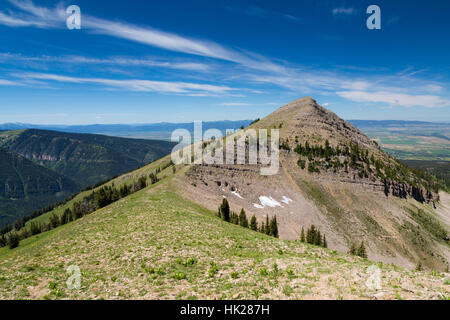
[0,129,175,227]
[0,120,254,140]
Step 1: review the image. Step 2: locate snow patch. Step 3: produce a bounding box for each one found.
[259,196,282,208]
[253,203,264,209]
[231,191,243,199]
[281,196,293,204]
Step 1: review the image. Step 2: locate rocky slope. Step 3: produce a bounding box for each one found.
[179,97,449,271]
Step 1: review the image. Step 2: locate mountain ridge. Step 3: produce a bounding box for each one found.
[2,97,449,272]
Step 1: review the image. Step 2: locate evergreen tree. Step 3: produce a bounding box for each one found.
[29,221,42,236]
[307,225,317,244]
[349,243,357,255]
[314,230,322,246]
[149,172,159,185]
[357,241,367,258]
[306,226,312,244]
[250,215,258,231]
[8,232,20,249]
[119,184,131,198]
[219,199,230,222]
[0,234,6,247]
[231,212,239,225]
[49,213,60,229]
[270,216,279,238]
[239,209,249,228]
[300,227,305,242]
[323,235,327,248]
[265,216,270,235]
[60,208,72,225]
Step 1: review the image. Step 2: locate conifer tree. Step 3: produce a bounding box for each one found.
[231,212,239,225]
[30,221,42,236]
[270,216,279,238]
[260,222,265,234]
[265,216,270,235]
[149,172,159,185]
[138,176,147,190]
[8,232,20,249]
[315,230,322,246]
[219,198,230,222]
[49,213,60,229]
[323,235,327,248]
[239,209,249,228]
[357,241,367,258]
[250,215,258,231]
[0,234,6,247]
[349,243,357,255]
[300,227,305,242]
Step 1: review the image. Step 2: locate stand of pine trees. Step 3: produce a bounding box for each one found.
[291,139,439,201]
[299,225,327,248]
[0,166,170,249]
[348,241,368,258]
[217,199,278,238]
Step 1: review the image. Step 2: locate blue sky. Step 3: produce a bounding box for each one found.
[0,0,449,124]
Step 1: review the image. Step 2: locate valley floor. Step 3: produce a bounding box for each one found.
[0,177,448,300]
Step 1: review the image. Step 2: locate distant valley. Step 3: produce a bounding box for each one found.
[0,129,175,227]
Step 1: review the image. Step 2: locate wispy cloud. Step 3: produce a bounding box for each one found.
[15,72,236,96]
[0,79,21,86]
[0,0,65,27]
[1,1,449,110]
[0,53,212,72]
[0,1,285,74]
[337,91,450,108]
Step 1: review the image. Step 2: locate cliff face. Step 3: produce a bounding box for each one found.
[0,148,79,227]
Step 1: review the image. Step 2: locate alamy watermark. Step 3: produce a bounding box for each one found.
[365,265,382,290]
[66,5,81,30]
[66,265,81,290]
[367,5,381,30]
[171,121,280,176]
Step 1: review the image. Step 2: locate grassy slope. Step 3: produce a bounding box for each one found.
[0,167,448,300]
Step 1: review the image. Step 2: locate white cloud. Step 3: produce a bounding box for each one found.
[337,91,450,108]
[1,1,449,110]
[1,1,285,73]
[0,53,212,72]
[0,0,65,28]
[0,79,21,86]
[15,72,235,95]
